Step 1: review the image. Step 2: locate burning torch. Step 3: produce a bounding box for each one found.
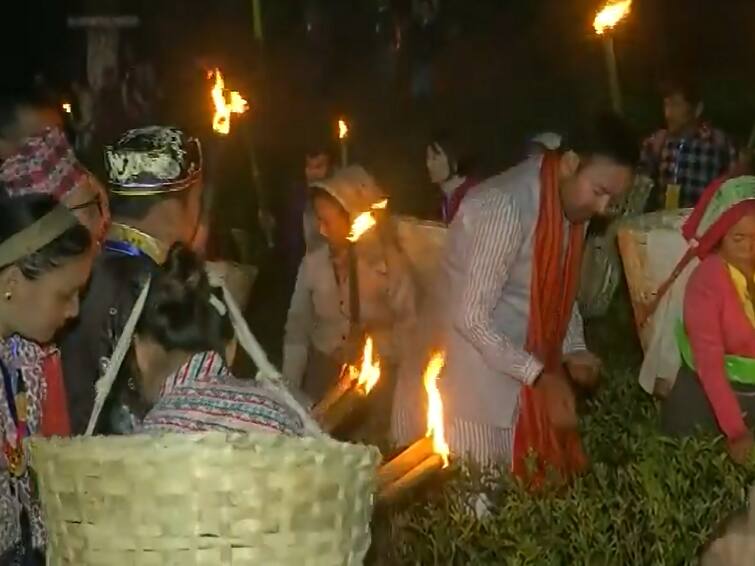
[593,0,632,115]
[312,197,389,432]
[197,67,251,255]
[378,352,451,503]
[210,67,249,135]
[346,197,388,350]
[338,118,349,168]
[312,336,382,432]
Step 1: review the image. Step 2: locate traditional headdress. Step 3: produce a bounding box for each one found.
[0,127,90,200]
[640,175,755,325]
[682,176,755,257]
[105,126,202,196]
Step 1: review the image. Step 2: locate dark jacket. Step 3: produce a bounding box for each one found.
[59,247,158,434]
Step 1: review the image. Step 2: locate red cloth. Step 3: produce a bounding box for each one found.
[640,173,749,326]
[512,152,587,484]
[39,351,71,437]
[684,255,755,440]
[442,177,478,223]
[682,176,728,242]
[682,174,755,258]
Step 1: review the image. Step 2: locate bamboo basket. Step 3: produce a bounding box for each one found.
[30,432,380,566]
[616,208,692,348]
[393,215,447,306]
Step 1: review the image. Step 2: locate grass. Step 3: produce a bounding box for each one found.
[375,291,755,565]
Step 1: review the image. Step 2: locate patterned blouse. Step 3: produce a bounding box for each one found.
[142,351,304,436]
[0,336,48,558]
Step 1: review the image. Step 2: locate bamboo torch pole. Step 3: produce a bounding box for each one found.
[602,35,623,115]
[593,1,632,116]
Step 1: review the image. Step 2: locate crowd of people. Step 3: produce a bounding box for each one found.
[0,67,753,563]
[0,90,303,564]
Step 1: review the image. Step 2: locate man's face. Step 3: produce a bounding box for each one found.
[560,156,633,224]
[663,93,697,134]
[305,154,331,185]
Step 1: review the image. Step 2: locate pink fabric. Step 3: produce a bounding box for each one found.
[684,255,755,440]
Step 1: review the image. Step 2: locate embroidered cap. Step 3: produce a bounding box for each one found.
[0,126,90,200]
[105,126,202,196]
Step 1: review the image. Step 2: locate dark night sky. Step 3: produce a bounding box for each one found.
[3,1,754,84]
[2,0,754,177]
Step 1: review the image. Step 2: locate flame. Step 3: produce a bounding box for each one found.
[209,67,249,135]
[338,119,349,140]
[423,352,449,467]
[593,0,632,35]
[62,103,72,114]
[344,336,381,394]
[347,211,377,242]
[346,199,389,242]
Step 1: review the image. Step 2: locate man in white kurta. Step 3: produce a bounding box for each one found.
[393,120,638,466]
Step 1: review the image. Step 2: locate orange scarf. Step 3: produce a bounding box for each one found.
[512,151,587,484]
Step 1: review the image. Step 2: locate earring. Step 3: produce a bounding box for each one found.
[3,291,10,301]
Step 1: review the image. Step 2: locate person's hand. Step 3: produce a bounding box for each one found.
[726,431,754,465]
[535,366,578,431]
[564,351,602,391]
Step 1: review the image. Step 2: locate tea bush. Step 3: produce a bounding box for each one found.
[385,368,755,565]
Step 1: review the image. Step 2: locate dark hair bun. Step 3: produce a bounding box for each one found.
[137,243,233,356]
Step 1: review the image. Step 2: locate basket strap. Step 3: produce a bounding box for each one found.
[84,269,324,438]
[218,282,325,437]
[637,247,695,328]
[85,277,152,436]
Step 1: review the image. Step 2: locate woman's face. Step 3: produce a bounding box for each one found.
[313,195,351,248]
[3,252,94,343]
[720,212,755,273]
[426,143,451,185]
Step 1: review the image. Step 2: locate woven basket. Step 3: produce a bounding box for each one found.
[616,208,692,348]
[393,215,447,305]
[30,432,380,565]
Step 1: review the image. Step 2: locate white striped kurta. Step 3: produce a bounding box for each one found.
[392,156,586,467]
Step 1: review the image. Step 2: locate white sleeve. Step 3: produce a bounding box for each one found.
[453,197,543,385]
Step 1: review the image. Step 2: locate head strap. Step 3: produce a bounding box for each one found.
[0,206,79,268]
